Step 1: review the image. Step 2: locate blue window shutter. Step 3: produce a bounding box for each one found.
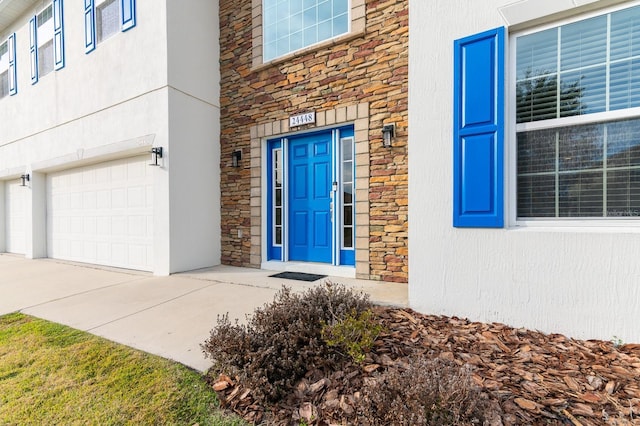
[53,0,65,70]
[29,16,38,84]
[453,27,505,228]
[84,0,95,54]
[8,33,17,95]
[120,0,136,32]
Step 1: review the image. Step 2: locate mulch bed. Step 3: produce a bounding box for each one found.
[210,306,640,425]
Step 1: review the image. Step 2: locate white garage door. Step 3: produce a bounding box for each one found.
[47,155,153,271]
[4,180,27,254]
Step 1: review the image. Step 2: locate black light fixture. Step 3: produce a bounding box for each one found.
[382,123,396,148]
[20,174,30,187]
[232,150,242,168]
[149,147,163,166]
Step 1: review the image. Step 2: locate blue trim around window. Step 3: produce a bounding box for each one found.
[120,0,136,32]
[29,16,38,84]
[53,0,65,70]
[8,33,17,95]
[267,138,283,261]
[338,127,355,266]
[267,126,356,266]
[84,0,95,54]
[453,27,505,228]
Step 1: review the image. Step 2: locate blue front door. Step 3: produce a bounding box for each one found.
[289,133,332,263]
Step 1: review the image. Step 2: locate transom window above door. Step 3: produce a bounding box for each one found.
[263,0,349,61]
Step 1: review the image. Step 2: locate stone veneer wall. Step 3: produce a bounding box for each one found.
[219,0,408,283]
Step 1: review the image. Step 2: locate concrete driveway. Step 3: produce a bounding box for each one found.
[0,254,407,371]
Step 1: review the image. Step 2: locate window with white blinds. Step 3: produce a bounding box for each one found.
[37,5,54,78]
[515,4,640,219]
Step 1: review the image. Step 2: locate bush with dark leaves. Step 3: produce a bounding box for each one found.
[357,356,491,425]
[202,282,371,402]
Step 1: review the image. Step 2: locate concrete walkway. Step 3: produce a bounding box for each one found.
[0,254,407,371]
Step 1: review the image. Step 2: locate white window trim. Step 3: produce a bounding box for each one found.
[254,103,371,278]
[262,0,351,63]
[339,135,355,250]
[508,0,640,229]
[34,3,55,79]
[37,4,54,47]
[271,147,283,248]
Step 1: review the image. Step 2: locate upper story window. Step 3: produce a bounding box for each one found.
[97,0,119,43]
[263,0,349,62]
[0,41,9,99]
[85,0,136,54]
[514,4,640,219]
[253,0,363,66]
[0,34,17,98]
[37,5,54,78]
[29,0,64,85]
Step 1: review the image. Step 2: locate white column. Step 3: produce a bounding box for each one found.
[25,171,47,259]
[0,182,5,253]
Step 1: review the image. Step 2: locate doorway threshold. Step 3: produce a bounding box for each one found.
[261,261,356,278]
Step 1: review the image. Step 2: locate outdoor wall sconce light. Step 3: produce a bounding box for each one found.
[149,147,163,166]
[382,123,395,148]
[20,174,30,187]
[232,150,242,168]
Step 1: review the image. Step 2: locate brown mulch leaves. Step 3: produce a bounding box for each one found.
[210,307,640,425]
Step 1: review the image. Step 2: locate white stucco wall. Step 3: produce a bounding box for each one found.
[0,183,4,252]
[409,0,640,343]
[0,0,221,275]
[165,0,221,273]
[0,1,172,269]
[0,0,168,146]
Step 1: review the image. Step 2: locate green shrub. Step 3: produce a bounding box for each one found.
[321,309,383,364]
[202,282,371,402]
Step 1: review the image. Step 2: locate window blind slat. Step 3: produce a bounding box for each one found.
[517,118,640,218]
[610,59,640,110]
[560,16,607,71]
[608,169,640,216]
[559,172,603,217]
[517,174,556,218]
[610,7,640,61]
[516,28,557,80]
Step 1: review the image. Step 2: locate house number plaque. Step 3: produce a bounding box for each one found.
[289,112,315,127]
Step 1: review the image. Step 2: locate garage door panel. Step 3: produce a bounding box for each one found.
[96,190,110,209]
[83,242,97,260]
[83,192,97,209]
[128,216,146,237]
[128,187,146,208]
[47,155,153,271]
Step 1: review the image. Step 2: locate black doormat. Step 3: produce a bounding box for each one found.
[269,271,327,282]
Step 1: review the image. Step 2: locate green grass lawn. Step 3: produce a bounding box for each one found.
[0,313,245,425]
